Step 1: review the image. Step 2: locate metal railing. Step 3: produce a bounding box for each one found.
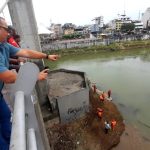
[8,62,47,150]
[27,128,37,150]
[9,90,39,150]
[10,91,26,150]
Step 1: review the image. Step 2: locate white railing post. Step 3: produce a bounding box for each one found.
[10,91,26,150]
[9,62,40,150]
[27,128,37,150]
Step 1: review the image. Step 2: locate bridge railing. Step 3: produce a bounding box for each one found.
[3,62,50,150]
[10,91,26,150]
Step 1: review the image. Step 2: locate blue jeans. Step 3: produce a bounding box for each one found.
[0,95,11,150]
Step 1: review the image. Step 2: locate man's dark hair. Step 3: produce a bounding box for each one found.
[8,25,16,36]
[14,34,20,39]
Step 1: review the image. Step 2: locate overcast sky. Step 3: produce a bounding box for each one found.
[0,0,150,28]
[32,0,150,27]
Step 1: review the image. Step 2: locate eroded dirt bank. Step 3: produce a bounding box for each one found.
[46,89,125,150]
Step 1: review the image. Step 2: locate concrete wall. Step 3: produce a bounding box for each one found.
[35,80,48,106]
[57,88,89,123]
[36,69,90,124]
[33,91,51,150]
[42,38,108,51]
[46,69,89,123]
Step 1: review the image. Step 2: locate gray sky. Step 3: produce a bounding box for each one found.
[0,0,150,30]
[32,0,150,26]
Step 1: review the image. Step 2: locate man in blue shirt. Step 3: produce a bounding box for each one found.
[0,17,59,150]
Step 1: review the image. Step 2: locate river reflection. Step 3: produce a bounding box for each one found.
[46,49,150,139]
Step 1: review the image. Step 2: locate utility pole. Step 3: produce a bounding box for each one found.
[138,11,141,20]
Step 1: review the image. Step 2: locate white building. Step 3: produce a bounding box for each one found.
[133,20,144,30]
[50,23,63,39]
[108,20,116,30]
[92,16,104,28]
[141,7,150,28]
[117,14,132,23]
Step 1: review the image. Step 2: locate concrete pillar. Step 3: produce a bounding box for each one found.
[7,0,41,50]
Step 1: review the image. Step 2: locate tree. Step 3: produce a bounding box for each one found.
[62,33,83,39]
[121,23,135,33]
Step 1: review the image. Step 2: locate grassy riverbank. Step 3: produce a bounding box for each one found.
[46,40,150,56]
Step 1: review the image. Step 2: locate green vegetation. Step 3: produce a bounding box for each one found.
[62,33,84,39]
[121,23,135,33]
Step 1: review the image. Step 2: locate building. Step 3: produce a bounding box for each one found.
[115,20,122,31]
[92,16,104,28]
[109,14,132,31]
[90,24,102,38]
[49,23,63,39]
[141,7,150,28]
[83,25,91,38]
[62,23,75,35]
[74,26,84,35]
[108,20,116,30]
[133,20,144,30]
[116,14,132,31]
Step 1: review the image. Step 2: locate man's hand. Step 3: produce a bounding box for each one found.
[38,69,49,80]
[48,55,60,61]
[18,57,26,63]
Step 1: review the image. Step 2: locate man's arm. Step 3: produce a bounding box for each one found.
[16,49,59,61]
[0,70,17,83]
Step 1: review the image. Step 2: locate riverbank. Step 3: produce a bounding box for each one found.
[46,39,150,56]
[44,46,150,150]
[46,89,125,150]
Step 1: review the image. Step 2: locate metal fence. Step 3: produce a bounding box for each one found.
[7,62,50,150]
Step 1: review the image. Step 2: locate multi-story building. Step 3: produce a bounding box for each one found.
[141,7,150,28]
[116,14,132,31]
[115,20,122,31]
[92,16,104,28]
[108,14,132,31]
[133,20,144,30]
[62,23,75,35]
[50,24,63,39]
[90,24,99,33]
[108,20,116,30]
[74,26,84,35]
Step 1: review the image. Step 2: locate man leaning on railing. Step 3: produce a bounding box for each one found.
[0,17,59,150]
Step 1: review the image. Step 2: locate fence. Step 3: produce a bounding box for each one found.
[7,62,50,150]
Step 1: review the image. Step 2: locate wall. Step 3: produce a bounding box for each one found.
[57,88,89,123]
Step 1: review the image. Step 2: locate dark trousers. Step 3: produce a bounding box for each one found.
[105,128,109,134]
[0,96,11,150]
